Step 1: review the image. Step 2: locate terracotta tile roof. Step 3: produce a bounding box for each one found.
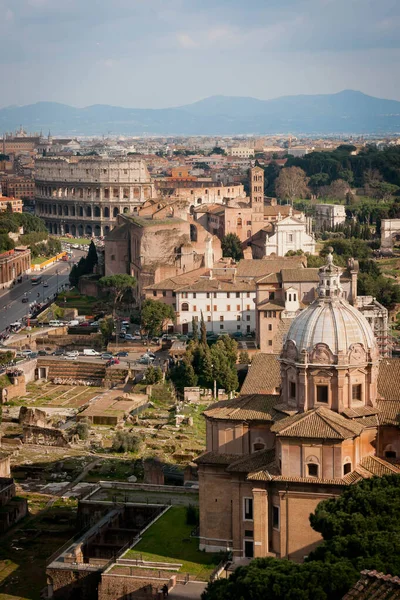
[264,205,300,217]
[227,449,277,473]
[144,268,207,291]
[341,406,379,418]
[240,354,281,395]
[271,407,365,440]
[175,278,256,293]
[377,399,400,426]
[256,272,281,284]
[377,358,400,400]
[358,455,400,477]
[194,452,240,465]
[256,298,285,310]
[281,268,319,283]
[236,256,306,278]
[342,570,400,599]
[203,394,278,422]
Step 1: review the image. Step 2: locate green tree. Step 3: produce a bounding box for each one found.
[141,299,175,338]
[144,365,163,384]
[198,344,214,388]
[221,233,244,261]
[192,317,199,342]
[75,420,90,440]
[100,316,114,344]
[86,240,98,272]
[209,146,226,155]
[239,350,251,364]
[99,274,137,317]
[210,340,238,393]
[0,234,15,253]
[169,359,198,393]
[200,311,207,346]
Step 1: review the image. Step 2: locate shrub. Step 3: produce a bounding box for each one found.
[112,431,140,453]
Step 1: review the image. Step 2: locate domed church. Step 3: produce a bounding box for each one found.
[196,251,400,561]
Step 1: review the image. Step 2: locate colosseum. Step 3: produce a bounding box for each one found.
[35,157,155,237]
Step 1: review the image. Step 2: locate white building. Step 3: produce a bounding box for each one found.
[229,147,255,159]
[144,270,257,336]
[262,213,315,257]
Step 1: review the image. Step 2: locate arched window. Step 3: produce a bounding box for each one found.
[190,224,197,242]
[86,206,92,217]
[197,198,202,204]
[237,217,242,227]
[113,207,119,218]
[79,206,83,217]
[63,205,68,216]
[94,206,101,217]
[343,456,352,475]
[306,456,319,478]
[384,445,397,459]
[252,437,266,452]
[123,207,129,214]
[104,207,110,218]
[181,303,189,311]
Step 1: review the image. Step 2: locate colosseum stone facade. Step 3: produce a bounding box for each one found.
[35,157,155,237]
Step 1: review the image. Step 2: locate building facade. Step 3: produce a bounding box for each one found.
[0,247,31,289]
[35,157,155,237]
[0,195,23,213]
[252,212,315,258]
[0,176,35,201]
[196,252,400,561]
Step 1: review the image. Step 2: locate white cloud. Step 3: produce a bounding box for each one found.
[103,59,115,68]
[176,33,197,49]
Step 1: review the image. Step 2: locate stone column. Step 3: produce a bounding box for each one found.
[253,488,268,557]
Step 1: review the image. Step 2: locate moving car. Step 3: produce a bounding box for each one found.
[52,349,65,356]
[83,349,100,356]
[101,353,113,360]
[38,350,48,356]
[43,281,49,287]
[66,351,79,358]
[106,358,120,366]
[22,296,29,303]
[115,351,129,357]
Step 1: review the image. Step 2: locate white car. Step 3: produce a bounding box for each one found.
[66,351,79,359]
[83,349,100,356]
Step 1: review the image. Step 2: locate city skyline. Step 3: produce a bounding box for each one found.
[0,0,399,108]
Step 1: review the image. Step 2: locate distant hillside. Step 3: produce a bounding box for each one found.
[1,90,400,136]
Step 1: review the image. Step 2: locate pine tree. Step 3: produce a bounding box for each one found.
[200,311,207,346]
[192,317,199,342]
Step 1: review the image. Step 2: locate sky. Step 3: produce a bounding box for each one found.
[0,0,399,108]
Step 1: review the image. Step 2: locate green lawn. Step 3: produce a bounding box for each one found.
[60,237,89,245]
[31,257,48,265]
[125,506,222,580]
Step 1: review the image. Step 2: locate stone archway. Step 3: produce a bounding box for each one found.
[85,225,92,236]
[381,219,400,250]
[71,224,76,236]
[94,225,101,237]
[78,224,84,237]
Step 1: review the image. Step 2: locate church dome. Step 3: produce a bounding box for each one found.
[286,299,376,355]
[285,249,377,357]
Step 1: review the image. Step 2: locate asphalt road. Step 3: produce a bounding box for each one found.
[0,250,85,334]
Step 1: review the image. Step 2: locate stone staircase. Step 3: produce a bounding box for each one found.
[37,358,106,384]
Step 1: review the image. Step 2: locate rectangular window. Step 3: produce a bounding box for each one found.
[207,292,210,298]
[317,385,329,403]
[104,188,110,199]
[162,291,166,297]
[244,529,253,538]
[236,292,240,298]
[153,291,157,297]
[227,292,230,298]
[237,325,241,330]
[237,315,241,321]
[182,292,188,299]
[193,316,199,322]
[206,305,211,311]
[270,292,275,300]
[352,384,362,401]
[247,292,250,298]
[214,293,218,298]
[244,498,253,520]
[227,305,231,311]
[220,324,224,330]
[246,305,250,311]
[237,304,240,311]
[268,340,273,346]
[113,187,119,198]
[272,506,280,530]
[246,315,250,321]
[290,382,296,399]
[193,293,196,299]
[214,305,217,311]
[268,324,272,331]
[220,316,224,322]
[193,306,197,312]
[207,316,211,322]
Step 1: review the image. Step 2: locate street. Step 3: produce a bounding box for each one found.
[0,250,84,334]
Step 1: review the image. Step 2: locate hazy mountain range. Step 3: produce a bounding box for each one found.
[1,90,400,137]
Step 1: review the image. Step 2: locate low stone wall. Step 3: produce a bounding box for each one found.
[98,572,168,600]
[46,567,100,600]
[22,425,70,447]
[1,375,26,403]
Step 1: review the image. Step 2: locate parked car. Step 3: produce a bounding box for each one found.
[90,321,99,327]
[116,351,129,357]
[38,350,48,356]
[138,357,153,365]
[66,351,79,358]
[43,281,49,287]
[124,333,137,341]
[121,320,130,328]
[141,353,155,362]
[21,349,33,357]
[80,322,90,327]
[232,331,243,339]
[101,353,113,360]
[119,333,126,339]
[22,296,29,303]
[151,337,161,344]
[69,320,80,327]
